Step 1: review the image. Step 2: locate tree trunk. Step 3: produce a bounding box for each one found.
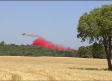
[108,36,112,70]
[107,57,112,70]
[104,37,112,70]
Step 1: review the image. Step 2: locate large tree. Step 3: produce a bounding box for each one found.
[77,4,112,70]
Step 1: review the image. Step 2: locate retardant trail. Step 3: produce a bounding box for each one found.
[25,34,72,51]
[25,34,41,38]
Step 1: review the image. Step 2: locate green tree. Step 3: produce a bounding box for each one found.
[70,50,77,57]
[0,41,5,46]
[78,46,92,58]
[77,4,112,70]
[86,45,93,58]
[92,42,106,59]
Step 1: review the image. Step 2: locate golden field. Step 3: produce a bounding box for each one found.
[0,56,112,81]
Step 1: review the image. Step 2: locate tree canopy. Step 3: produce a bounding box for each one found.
[77,5,112,43]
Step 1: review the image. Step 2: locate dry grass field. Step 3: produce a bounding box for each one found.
[0,56,112,81]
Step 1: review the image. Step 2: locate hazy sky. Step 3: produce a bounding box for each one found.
[0,1,112,50]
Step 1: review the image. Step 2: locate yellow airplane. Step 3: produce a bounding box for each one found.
[22,33,25,36]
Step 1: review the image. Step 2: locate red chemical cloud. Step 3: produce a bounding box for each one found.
[25,34,73,51]
[32,38,72,51]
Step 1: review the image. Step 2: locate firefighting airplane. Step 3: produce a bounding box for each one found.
[22,33,25,36]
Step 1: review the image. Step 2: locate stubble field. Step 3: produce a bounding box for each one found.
[0,56,112,81]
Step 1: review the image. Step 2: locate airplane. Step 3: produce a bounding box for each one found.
[22,33,25,36]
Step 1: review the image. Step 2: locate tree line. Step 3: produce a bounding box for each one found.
[0,41,77,57]
[78,43,106,59]
[0,41,107,59]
